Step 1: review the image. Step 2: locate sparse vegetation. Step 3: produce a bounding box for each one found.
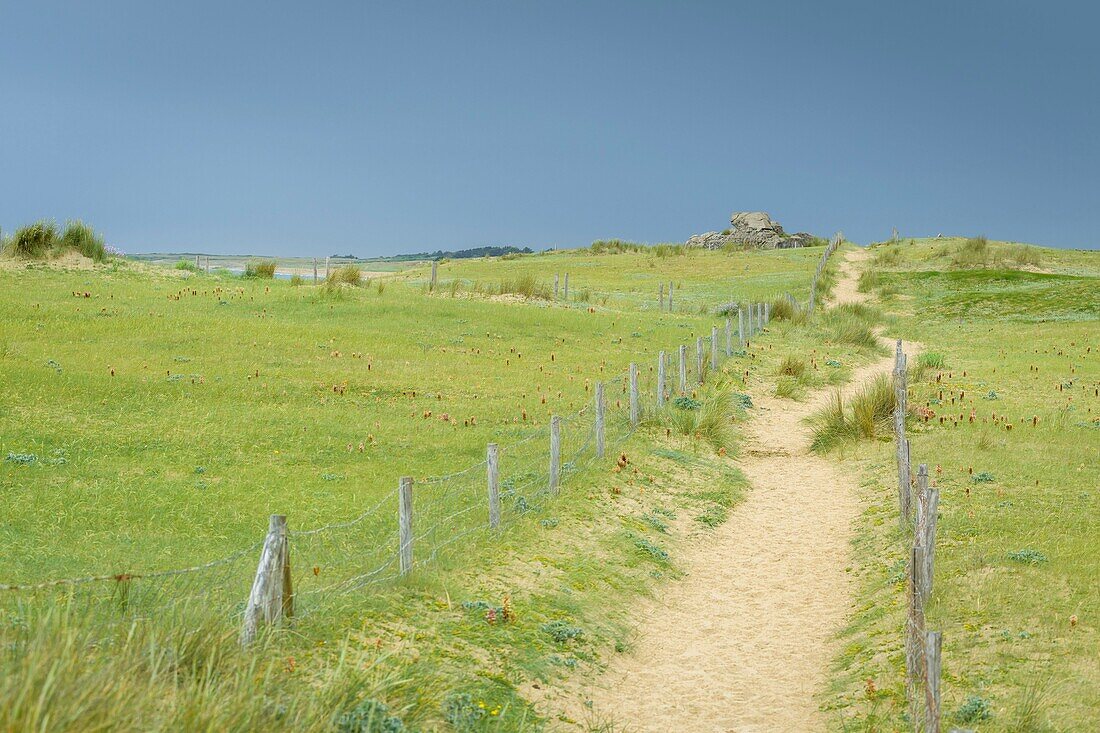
[809,373,895,452]
[244,260,277,278]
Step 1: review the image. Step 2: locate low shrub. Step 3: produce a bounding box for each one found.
[175,259,199,272]
[244,260,277,278]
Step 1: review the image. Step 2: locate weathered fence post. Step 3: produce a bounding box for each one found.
[657,350,667,407]
[549,415,561,494]
[313,258,318,285]
[195,254,200,269]
[595,381,605,458]
[678,345,687,393]
[764,301,771,324]
[240,514,293,647]
[757,303,764,331]
[325,256,330,278]
[430,260,438,291]
[725,318,732,356]
[659,282,664,309]
[711,326,718,371]
[895,341,911,525]
[629,362,639,427]
[399,477,413,575]
[925,630,943,733]
[738,307,745,348]
[555,273,560,299]
[564,272,569,300]
[667,281,673,311]
[487,443,500,529]
[696,336,704,384]
[906,543,927,730]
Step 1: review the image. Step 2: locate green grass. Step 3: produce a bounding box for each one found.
[0,244,820,730]
[826,240,1100,731]
[2,220,112,263]
[244,259,277,278]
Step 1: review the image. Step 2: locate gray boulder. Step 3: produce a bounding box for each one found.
[687,211,817,250]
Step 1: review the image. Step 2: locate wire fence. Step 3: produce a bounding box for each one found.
[1,244,841,647]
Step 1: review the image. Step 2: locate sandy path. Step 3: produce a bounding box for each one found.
[575,248,885,732]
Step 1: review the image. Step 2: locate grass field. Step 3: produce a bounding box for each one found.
[825,238,1100,731]
[0,243,853,731]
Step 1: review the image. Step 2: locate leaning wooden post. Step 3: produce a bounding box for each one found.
[629,362,640,427]
[430,260,438,291]
[240,514,293,647]
[678,345,687,393]
[657,351,667,407]
[549,415,561,494]
[313,258,318,285]
[594,382,605,459]
[724,318,732,357]
[925,630,943,733]
[398,477,413,575]
[738,307,745,348]
[711,326,719,371]
[696,336,704,385]
[487,444,500,529]
[906,543,927,730]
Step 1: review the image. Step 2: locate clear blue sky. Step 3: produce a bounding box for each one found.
[2,1,1097,256]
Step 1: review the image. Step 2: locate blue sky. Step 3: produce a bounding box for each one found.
[2,1,1097,256]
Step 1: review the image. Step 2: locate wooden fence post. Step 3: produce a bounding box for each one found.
[668,281,673,311]
[659,282,664,309]
[595,382,605,458]
[678,345,687,393]
[313,258,318,285]
[629,362,639,427]
[906,543,927,729]
[399,477,413,575]
[895,341,911,525]
[487,443,500,529]
[555,273,560,299]
[430,260,438,291]
[564,272,569,300]
[757,303,764,331]
[240,514,293,647]
[764,301,771,324]
[725,318,732,356]
[738,307,745,348]
[696,336,704,385]
[325,256,330,278]
[711,326,718,371]
[657,351,666,407]
[925,630,943,733]
[549,415,561,494]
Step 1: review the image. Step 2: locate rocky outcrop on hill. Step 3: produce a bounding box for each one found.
[686,212,817,250]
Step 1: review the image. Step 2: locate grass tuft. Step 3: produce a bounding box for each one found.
[809,374,895,452]
[244,260,277,279]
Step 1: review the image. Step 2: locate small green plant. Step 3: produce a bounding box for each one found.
[672,396,701,410]
[336,698,405,733]
[441,692,485,730]
[541,620,584,644]
[631,534,669,562]
[174,259,199,272]
[1008,549,1047,565]
[641,513,669,533]
[971,471,995,483]
[954,694,993,723]
[695,505,728,528]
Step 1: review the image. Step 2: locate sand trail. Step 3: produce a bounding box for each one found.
[573,248,887,732]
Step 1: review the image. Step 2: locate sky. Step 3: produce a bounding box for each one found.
[1,1,1098,256]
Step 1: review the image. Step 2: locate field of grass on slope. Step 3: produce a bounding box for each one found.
[826,239,1100,732]
[0,243,855,731]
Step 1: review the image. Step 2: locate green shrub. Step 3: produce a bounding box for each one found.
[244,260,277,278]
[541,620,584,644]
[954,695,993,723]
[6,221,58,259]
[336,698,405,732]
[328,265,362,286]
[60,221,107,262]
[174,259,199,272]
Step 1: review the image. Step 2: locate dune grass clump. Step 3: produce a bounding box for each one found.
[654,390,734,452]
[329,265,362,286]
[59,221,107,263]
[912,351,946,381]
[175,259,199,273]
[289,274,304,287]
[498,275,552,300]
[6,221,59,259]
[777,355,807,378]
[768,297,796,321]
[244,260,277,279]
[820,303,881,349]
[809,373,896,452]
[952,236,990,268]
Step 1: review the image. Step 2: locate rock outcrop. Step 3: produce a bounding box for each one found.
[686,212,817,250]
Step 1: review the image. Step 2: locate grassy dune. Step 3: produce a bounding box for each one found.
[827,239,1100,731]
